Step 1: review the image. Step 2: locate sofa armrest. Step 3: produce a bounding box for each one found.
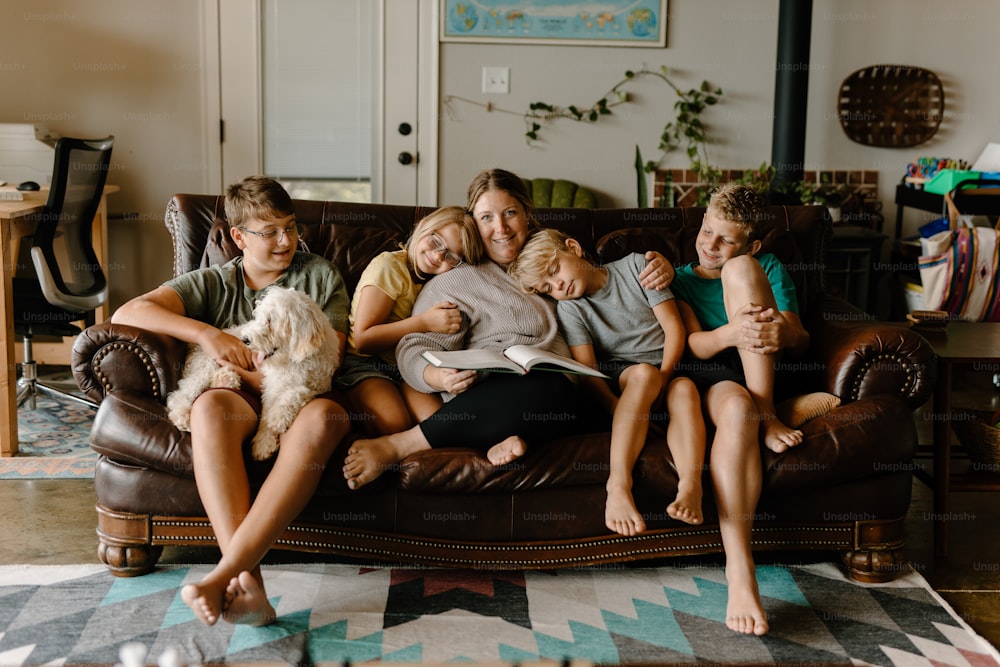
[810,299,937,410]
[72,321,188,406]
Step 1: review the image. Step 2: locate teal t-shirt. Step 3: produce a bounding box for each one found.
[671,253,798,331]
[165,251,349,334]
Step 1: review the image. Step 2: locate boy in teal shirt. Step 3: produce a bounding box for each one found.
[670,183,810,636]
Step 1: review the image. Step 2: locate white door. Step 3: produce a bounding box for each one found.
[208,0,436,205]
[379,0,438,205]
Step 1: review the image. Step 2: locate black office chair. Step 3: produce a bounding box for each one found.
[12,135,114,410]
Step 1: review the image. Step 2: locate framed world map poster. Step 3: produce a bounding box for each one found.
[441,1,667,47]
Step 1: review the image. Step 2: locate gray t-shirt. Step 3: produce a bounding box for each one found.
[164,251,349,334]
[556,253,675,366]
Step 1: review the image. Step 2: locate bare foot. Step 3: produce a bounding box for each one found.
[605,484,646,536]
[181,580,225,626]
[342,437,401,489]
[666,479,703,525]
[222,570,276,626]
[487,435,527,466]
[343,430,429,490]
[726,566,769,636]
[761,415,803,454]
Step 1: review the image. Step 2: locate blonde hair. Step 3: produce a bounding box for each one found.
[707,183,768,243]
[406,206,482,278]
[508,228,580,293]
[224,175,294,229]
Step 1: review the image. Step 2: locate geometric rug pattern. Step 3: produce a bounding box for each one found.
[2,395,96,479]
[0,562,997,666]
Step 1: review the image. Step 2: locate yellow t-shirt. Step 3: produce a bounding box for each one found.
[346,249,420,363]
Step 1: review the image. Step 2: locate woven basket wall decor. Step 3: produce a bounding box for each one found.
[837,64,944,148]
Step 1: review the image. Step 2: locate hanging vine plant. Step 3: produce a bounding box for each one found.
[521,65,724,205]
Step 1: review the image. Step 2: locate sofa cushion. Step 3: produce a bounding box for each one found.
[776,391,841,428]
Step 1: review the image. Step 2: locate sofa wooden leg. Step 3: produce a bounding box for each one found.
[95,505,162,577]
[97,540,162,577]
[841,548,907,583]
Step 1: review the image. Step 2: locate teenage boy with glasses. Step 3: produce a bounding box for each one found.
[112,175,351,628]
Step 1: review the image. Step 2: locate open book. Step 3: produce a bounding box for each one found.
[422,344,608,378]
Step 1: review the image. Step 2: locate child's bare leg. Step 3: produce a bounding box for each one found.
[605,364,661,536]
[402,382,444,423]
[720,255,802,452]
[343,424,432,489]
[181,390,258,625]
[664,377,705,525]
[349,378,414,436]
[186,395,349,626]
[705,381,769,636]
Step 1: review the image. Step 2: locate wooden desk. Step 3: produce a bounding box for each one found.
[0,185,118,456]
[926,322,1000,561]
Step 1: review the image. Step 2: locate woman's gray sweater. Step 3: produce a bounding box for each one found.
[395,261,568,394]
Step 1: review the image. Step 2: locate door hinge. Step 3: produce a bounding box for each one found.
[219,119,225,143]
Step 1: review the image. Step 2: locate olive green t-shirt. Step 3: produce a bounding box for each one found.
[164,251,349,334]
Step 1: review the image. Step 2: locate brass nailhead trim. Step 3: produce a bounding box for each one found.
[93,341,162,401]
[852,352,914,401]
[150,520,852,567]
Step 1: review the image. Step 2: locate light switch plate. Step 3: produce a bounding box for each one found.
[482,66,510,94]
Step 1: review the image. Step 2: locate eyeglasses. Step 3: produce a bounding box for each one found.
[428,232,464,267]
[239,224,301,244]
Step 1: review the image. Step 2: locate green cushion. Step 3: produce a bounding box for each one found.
[523,177,597,208]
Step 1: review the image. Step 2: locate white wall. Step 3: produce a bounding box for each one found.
[437,0,1000,237]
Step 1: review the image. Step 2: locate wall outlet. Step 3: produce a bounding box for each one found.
[482,66,510,94]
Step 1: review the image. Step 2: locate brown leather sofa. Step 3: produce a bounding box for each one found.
[72,195,936,582]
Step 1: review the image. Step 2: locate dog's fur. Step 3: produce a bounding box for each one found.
[166,286,341,460]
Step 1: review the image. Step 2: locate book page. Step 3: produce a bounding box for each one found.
[503,345,608,378]
[421,349,524,374]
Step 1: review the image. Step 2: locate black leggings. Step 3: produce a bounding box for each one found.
[418,372,604,453]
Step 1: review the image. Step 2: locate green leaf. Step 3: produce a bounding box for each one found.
[635,145,648,208]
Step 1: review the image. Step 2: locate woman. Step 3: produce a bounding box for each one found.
[342,168,673,487]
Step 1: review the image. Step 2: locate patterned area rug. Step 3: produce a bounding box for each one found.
[0,562,996,666]
[1,392,96,479]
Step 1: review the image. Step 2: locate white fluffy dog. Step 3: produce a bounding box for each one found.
[167,286,340,461]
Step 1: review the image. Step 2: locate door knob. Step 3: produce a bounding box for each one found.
[398,122,412,136]
[398,151,415,165]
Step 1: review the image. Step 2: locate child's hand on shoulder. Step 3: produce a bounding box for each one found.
[421,301,463,334]
[639,252,675,290]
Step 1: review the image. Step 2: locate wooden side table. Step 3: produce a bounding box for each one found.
[925,322,1000,561]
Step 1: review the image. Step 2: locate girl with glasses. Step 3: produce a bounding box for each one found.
[337,206,481,435]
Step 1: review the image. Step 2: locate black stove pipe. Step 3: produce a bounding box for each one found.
[770,0,813,200]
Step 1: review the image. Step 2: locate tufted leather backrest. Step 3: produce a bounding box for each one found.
[164,194,830,318]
